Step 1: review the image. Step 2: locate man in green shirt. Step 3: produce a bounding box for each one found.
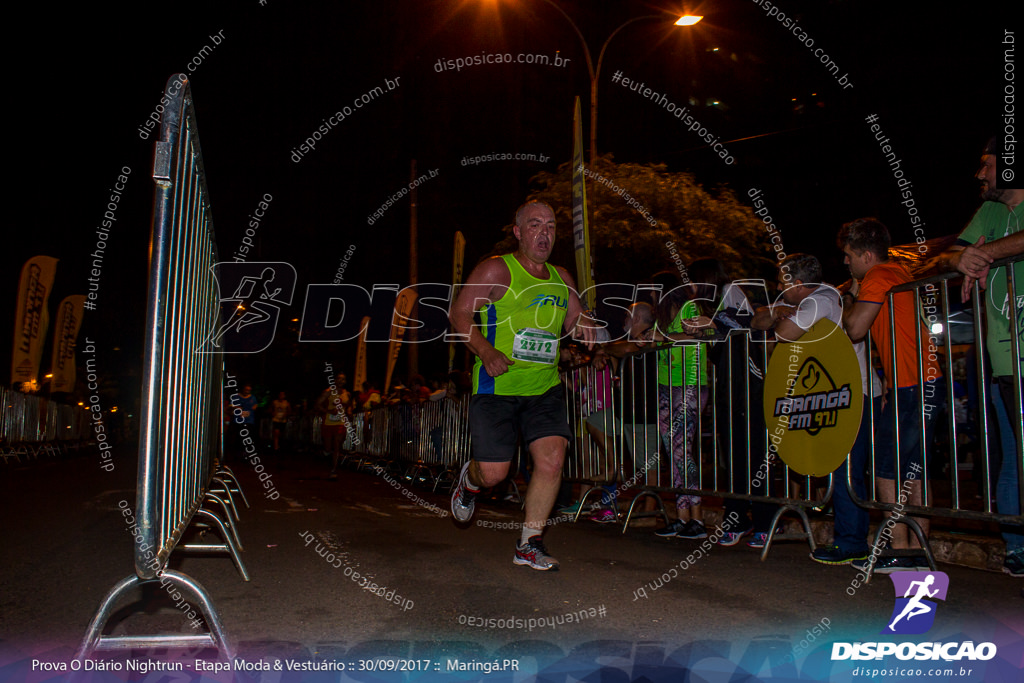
[940,138,1024,577]
[449,201,594,571]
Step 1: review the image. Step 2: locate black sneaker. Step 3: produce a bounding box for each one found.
[655,520,686,537]
[1003,551,1024,578]
[677,520,708,540]
[811,544,868,566]
[851,556,868,571]
[450,461,478,523]
[873,556,916,574]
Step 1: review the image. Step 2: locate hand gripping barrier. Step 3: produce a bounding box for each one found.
[77,74,245,661]
[849,256,1022,581]
[562,336,828,553]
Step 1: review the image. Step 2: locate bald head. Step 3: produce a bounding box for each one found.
[515,200,555,228]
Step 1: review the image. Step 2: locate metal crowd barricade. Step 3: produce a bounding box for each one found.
[1,388,92,462]
[347,396,472,490]
[561,336,827,553]
[849,254,1023,579]
[78,74,242,660]
[343,261,1021,571]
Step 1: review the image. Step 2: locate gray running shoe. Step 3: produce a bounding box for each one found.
[513,536,560,571]
[450,461,478,523]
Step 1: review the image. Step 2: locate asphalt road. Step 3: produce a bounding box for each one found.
[1,445,1021,682]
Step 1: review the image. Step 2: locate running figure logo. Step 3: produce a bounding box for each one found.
[882,571,949,635]
[198,262,296,353]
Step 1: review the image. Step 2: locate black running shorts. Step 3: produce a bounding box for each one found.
[468,385,571,463]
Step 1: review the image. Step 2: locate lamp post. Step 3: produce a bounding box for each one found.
[530,0,701,162]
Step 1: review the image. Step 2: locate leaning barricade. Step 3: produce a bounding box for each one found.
[849,255,1023,580]
[77,74,245,661]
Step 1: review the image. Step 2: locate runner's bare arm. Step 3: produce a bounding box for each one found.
[449,257,514,377]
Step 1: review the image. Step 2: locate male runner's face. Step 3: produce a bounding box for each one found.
[516,205,556,264]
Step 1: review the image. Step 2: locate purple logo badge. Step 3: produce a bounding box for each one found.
[882,571,949,635]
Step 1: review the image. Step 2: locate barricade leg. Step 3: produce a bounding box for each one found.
[863,515,935,581]
[434,466,458,493]
[573,486,608,522]
[203,493,244,551]
[762,504,817,561]
[178,509,251,581]
[75,569,233,660]
[622,489,670,534]
[208,477,240,522]
[505,479,523,506]
[213,465,250,509]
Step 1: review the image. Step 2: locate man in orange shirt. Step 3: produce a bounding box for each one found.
[838,218,944,572]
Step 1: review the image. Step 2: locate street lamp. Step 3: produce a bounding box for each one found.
[526,0,700,161]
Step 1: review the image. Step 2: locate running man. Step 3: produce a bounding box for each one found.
[888,574,939,631]
[448,200,595,571]
[211,267,284,348]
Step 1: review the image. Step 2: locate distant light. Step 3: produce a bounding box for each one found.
[676,15,703,26]
[111,406,118,413]
[931,323,944,335]
[712,47,719,52]
[44,374,53,379]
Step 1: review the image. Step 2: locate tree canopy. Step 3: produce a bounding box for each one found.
[486,157,775,288]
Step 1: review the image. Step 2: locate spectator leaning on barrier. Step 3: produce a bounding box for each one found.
[838,218,944,572]
[643,277,715,540]
[938,137,1024,578]
[599,302,664,526]
[752,253,884,566]
[690,258,777,550]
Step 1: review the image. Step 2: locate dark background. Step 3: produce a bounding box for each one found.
[5,0,1013,413]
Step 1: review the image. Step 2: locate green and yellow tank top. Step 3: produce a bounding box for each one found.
[472,253,570,396]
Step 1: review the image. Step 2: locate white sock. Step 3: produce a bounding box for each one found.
[521,527,541,546]
[463,462,480,491]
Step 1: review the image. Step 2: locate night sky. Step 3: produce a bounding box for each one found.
[6,0,1014,403]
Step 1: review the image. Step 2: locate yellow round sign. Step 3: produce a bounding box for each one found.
[762,319,863,476]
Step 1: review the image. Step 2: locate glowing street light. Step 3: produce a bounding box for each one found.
[493,1,701,161]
